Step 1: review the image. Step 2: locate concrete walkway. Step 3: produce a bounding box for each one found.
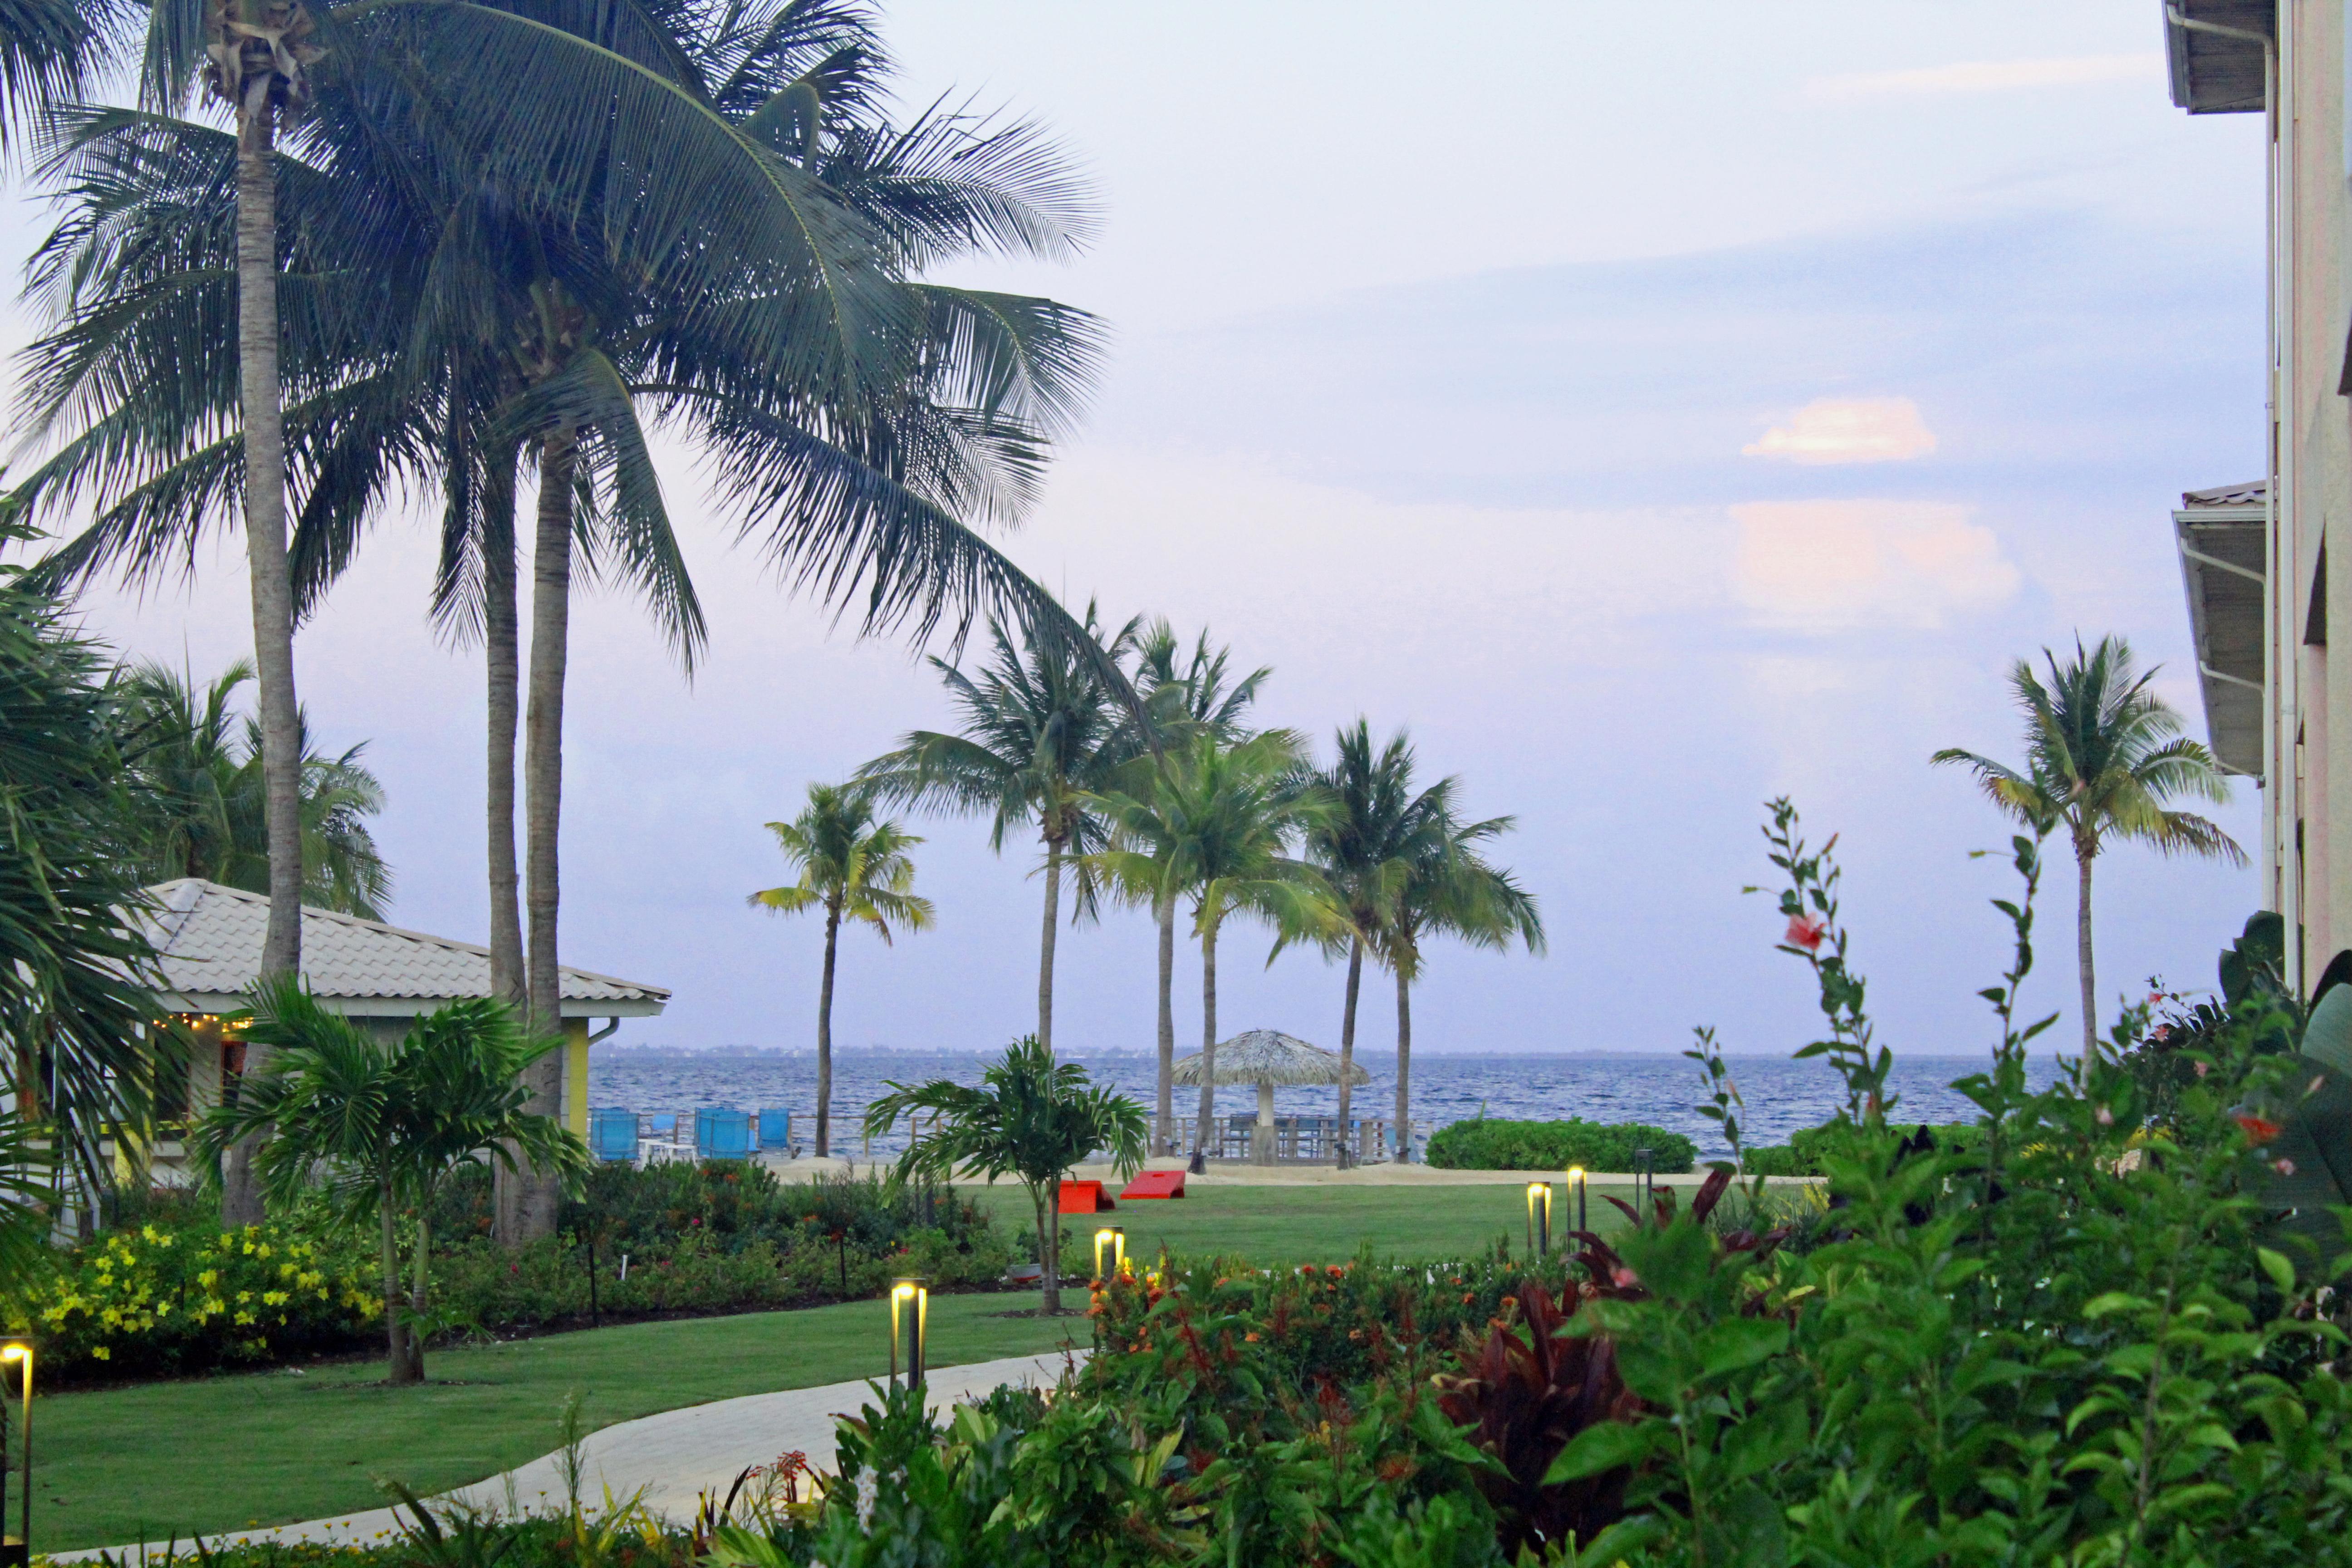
[67,1352,1081,1562]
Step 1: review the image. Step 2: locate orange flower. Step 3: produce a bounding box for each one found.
[1244,1331,1261,1342]
[2236,1114,2284,1146]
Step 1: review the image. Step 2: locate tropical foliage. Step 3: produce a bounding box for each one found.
[866,1034,1147,1312]
[194,979,587,1380]
[116,658,390,916]
[1425,1118,1697,1174]
[750,782,933,1157]
[1934,634,2243,1053]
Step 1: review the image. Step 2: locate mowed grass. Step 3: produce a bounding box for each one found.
[965,1176,1644,1269]
[31,1291,1078,1553]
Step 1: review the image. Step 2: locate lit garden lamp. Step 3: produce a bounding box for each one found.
[1633,1147,1655,1221]
[888,1278,928,1395]
[1565,1167,1588,1241]
[0,1340,29,1568]
[1092,1226,1126,1283]
[1524,1181,1553,1256]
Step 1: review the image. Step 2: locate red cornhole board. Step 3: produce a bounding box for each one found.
[1058,1180,1114,1213]
[1120,1170,1187,1200]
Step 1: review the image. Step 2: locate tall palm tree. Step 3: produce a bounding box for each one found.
[1295,722,1452,1163]
[1385,804,1544,1161]
[1091,732,1336,1163]
[861,606,1143,1056]
[1934,635,2244,1054]
[1117,622,1267,1150]
[14,0,1114,1233]
[750,782,933,1158]
[116,658,392,916]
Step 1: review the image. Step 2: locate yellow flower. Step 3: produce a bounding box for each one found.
[91,1346,110,1361]
[261,1291,288,1307]
[233,1311,255,1325]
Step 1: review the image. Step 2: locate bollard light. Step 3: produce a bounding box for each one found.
[0,1341,29,1568]
[1633,1147,1654,1222]
[1565,1167,1588,1242]
[889,1278,928,1395]
[1093,1226,1126,1282]
[1524,1182,1553,1256]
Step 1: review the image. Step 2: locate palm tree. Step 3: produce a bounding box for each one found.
[0,567,175,1268]
[116,659,392,916]
[1091,732,1336,1164]
[195,977,584,1382]
[750,782,934,1158]
[1934,635,2244,1054]
[14,0,1114,1234]
[1296,722,1452,1163]
[866,1034,1146,1313]
[1385,805,1544,1161]
[1115,622,1267,1151]
[861,606,1144,1056]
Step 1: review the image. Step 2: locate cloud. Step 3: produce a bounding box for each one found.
[1732,500,2020,631]
[1804,54,2161,104]
[1743,397,1938,466]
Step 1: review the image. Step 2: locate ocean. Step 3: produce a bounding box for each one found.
[589,1048,2068,1160]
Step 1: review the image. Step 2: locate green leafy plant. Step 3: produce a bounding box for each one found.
[1425,1119,1695,1173]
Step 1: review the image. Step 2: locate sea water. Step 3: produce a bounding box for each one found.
[590,1048,2067,1160]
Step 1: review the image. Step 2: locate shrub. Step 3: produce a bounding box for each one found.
[1425,1117,1694,1173]
[1740,1120,1982,1177]
[1,1203,381,1380]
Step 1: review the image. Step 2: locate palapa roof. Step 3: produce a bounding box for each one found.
[1171,1029,1370,1087]
[138,879,669,1018]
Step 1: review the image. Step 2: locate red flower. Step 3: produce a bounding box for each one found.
[2236,1114,2283,1146]
[1784,913,1828,952]
[2277,1158,2298,1177]
[1611,1265,1641,1288]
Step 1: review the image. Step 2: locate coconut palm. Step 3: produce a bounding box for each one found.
[860,606,1144,1056]
[866,1034,1146,1313]
[13,0,1112,1234]
[750,782,933,1158]
[1934,635,2244,1054]
[195,976,585,1382]
[116,658,391,916]
[1294,722,1454,1162]
[1090,732,1337,1163]
[1384,805,1544,1161]
[1111,623,1268,1150]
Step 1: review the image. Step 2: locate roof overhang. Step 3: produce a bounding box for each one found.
[2174,485,2267,777]
[155,992,666,1020]
[2163,0,2273,114]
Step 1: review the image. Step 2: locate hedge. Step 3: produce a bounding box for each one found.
[1424,1117,1695,1172]
[1741,1121,1985,1176]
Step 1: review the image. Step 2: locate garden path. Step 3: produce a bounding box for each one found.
[65,1350,1081,1560]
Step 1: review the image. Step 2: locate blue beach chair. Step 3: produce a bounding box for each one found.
[647,1112,678,1140]
[758,1108,792,1152]
[696,1107,753,1161]
[588,1107,639,1163]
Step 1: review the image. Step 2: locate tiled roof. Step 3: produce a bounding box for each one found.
[2181,480,2267,508]
[139,880,668,1014]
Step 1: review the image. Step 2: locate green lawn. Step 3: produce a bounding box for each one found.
[31,1291,1078,1553]
[37,1180,1645,1553]
[968,1176,1642,1269]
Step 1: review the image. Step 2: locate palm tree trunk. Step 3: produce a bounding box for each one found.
[1042,1173,1062,1313]
[514,431,574,1243]
[407,1203,431,1382]
[1037,835,1062,1054]
[224,79,299,1232]
[1194,914,1218,1157]
[485,467,524,1006]
[380,1175,413,1385]
[816,904,839,1158]
[2076,836,2098,1056]
[1155,889,1175,1154]
[1394,960,1413,1162]
[1337,936,1363,1166]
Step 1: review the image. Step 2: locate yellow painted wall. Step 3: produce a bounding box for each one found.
[565,1019,589,1136]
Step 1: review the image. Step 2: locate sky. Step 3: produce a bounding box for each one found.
[0,2,2276,1063]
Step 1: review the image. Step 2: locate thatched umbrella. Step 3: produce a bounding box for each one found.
[1173,1030,1370,1156]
